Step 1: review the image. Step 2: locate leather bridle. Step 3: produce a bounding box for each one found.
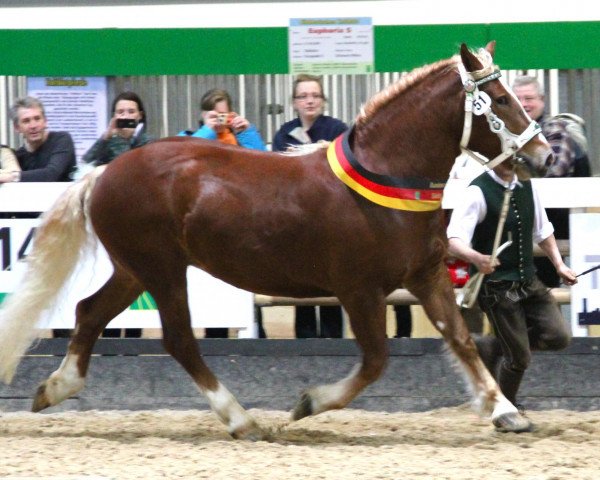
[457,62,542,171]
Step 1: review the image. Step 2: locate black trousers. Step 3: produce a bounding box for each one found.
[393,305,412,338]
[294,305,343,338]
[478,276,571,403]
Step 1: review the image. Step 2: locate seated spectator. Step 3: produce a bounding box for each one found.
[83,91,154,166]
[82,91,155,339]
[2,96,75,184]
[0,144,20,183]
[181,88,266,338]
[178,88,266,151]
[272,74,347,152]
[394,305,412,338]
[4,96,76,337]
[272,74,348,338]
[512,75,591,288]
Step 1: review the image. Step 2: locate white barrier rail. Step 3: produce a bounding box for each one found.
[2,178,599,337]
[3,178,600,211]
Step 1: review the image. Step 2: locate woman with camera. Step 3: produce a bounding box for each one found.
[178,88,266,151]
[81,91,154,339]
[83,91,154,166]
[179,88,266,339]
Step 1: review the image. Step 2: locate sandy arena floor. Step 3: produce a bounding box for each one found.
[1,406,599,479]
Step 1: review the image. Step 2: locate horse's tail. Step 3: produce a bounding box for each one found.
[0,165,107,384]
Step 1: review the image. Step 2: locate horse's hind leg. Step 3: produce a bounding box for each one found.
[410,271,532,432]
[142,263,263,440]
[32,266,143,412]
[293,292,389,420]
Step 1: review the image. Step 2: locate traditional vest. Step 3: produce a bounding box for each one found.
[470,173,535,282]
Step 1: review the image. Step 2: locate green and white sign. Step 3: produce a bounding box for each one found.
[289,17,374,74]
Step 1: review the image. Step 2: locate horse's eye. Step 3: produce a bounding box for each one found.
[495,96,509,106]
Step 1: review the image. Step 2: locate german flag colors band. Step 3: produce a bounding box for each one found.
[327,130,445,212]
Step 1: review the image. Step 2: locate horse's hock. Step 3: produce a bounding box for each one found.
[1,338,598,413]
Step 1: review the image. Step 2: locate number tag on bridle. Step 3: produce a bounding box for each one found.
[473,91,492,116]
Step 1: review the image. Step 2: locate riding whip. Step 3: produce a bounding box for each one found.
[457,185,513,309]
[576,264,600,278]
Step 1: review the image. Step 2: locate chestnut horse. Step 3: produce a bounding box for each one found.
[0,42,552,438]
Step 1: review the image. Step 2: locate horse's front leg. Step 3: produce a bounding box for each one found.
[410,269,532,433]
[32,269,142,412]
[292,292,388,420]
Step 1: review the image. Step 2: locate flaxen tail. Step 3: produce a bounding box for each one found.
[0,166,106,384]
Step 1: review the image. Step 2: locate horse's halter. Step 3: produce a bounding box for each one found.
[457,62,542,170]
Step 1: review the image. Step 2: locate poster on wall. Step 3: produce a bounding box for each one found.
[289,17,374,74]
[26,77,107,163]
[570,213,600,337]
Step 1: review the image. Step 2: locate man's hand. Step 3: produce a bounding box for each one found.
[557,264,578,286]
[474,253,500,275]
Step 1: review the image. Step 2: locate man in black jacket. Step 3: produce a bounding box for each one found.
[3,96,75,184]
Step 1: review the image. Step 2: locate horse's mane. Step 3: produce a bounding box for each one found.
[356,47,497,126]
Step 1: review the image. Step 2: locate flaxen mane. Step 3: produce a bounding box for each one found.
[357,47,496,126]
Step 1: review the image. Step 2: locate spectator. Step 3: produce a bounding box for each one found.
[181,88,267,338]
[512,75,591,288]
[82,91,154,167]
[179,88,266,151]
[5,97,76,337]
[0,144,20,183]
[0,145,21,219]
[3,96,75,184]
[272,74,348,338]
[393,305,412,338]
[447,161,575,422]
[82,91,155,339]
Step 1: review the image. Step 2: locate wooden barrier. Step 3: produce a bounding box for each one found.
[254,287,571,307]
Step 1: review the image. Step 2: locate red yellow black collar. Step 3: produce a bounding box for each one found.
[327,130,445,211]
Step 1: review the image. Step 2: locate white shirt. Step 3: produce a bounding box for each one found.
[446,170,554,246]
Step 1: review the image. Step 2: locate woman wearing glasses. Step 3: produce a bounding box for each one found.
[272,74,347,153]
[272,75,348,339]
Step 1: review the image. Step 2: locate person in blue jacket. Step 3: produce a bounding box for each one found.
[179,88,266,151]
[272,74,348,338]
[180,88,266,339]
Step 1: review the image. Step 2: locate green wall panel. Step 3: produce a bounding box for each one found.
[0,21,598,76]
[374,24,488,72]
[490,22,600,69]
[0,27,289,76]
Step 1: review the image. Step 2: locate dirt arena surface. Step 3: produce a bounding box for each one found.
[1,406,598,479]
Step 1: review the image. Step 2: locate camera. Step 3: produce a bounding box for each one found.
[216,113,233,126]
[116,118,138,129]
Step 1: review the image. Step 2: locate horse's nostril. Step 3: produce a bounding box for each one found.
[545,152,555,167]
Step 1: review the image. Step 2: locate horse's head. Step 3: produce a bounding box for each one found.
[459,41,554,177]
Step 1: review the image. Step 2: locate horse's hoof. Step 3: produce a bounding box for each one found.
[292,392,313,421]
[493,412,533,433]
[230,422,269,441]
[31,382,51,413]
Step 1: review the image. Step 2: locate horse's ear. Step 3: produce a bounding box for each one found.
[485,40,496,58]
[460,43,482,72]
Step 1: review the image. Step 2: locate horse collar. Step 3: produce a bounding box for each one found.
[327,129,445,212]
